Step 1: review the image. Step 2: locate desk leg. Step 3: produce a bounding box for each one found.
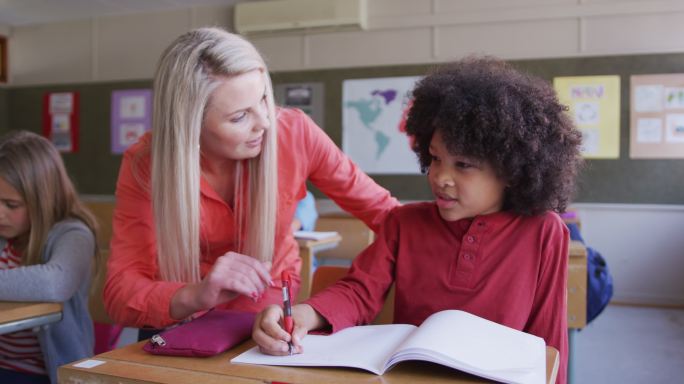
[297,247,314,304]
[568,328,578,384]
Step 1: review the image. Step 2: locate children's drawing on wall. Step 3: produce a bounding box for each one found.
[554,76,620,159]
[665,114,684,143]
[110,89,152,154]
[43,91,79,153]
[342,76,421,174]
[630,74,684,158]
[665,87,684,109]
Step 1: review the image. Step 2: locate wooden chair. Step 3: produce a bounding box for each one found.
[89,250,113,325]
[83,199,115,250]
[82,199,116,324]
[314,213,375,263]
[310,265,394,325]
[296,213,374,302]
[82,198,123,353]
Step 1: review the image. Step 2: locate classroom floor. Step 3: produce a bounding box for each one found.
[574,304,684,384]
[116,304,684,383]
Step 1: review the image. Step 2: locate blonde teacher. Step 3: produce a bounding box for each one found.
[104,27,398,329]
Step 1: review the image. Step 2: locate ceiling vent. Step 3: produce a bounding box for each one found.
[234,0,367,35]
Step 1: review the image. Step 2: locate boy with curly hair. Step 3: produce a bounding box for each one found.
[253,56,582,384]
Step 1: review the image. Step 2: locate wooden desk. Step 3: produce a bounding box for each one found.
[567,240,588,329]
[0,302,63,335]
[59,341,559,384]
[567,240,588,384]
[315,213,374,261]
[296,234,342,303]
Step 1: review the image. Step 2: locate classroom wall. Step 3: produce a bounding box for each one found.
[3,0,683,306]
[254,0,684,72]
[574,204,684,307]
[271,54,684,205]
[6,80,150,193]
[6,0,684,85]
[7,5,234,85]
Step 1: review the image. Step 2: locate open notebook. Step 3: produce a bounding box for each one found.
[232,310,546,384]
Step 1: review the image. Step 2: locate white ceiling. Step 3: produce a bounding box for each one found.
[0,0,247,27]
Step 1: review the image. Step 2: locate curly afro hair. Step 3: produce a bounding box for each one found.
[405,56,583,216]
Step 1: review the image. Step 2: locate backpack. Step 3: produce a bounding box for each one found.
[585,246,613,323]
[565,223,614,324]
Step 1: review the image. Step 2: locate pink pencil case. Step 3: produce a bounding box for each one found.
[142,309,255,357]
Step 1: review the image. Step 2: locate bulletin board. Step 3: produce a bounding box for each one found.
[272,53,684,205]
[630,74,684,159]
[4,53,684,204]
[554,76,620,159]
[43,91,79,153]
[110,89,152,154]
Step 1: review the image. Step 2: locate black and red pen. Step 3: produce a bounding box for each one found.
[281,271,294,355]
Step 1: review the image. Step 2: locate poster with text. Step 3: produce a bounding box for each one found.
[630,74,684,158]
[43,92,79,153]
[111,89,152,154]
[553,76,620,159]
[342,76,421,174]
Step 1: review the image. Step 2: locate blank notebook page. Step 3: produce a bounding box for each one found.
[232,324,415,374]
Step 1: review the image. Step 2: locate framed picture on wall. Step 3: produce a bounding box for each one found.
[0,36,7,83]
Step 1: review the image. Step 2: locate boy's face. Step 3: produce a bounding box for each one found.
[428,131,506,222]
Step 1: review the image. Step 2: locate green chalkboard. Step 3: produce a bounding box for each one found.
[3,53,684,204]
[272,53,684,205]
[6,80,151,194]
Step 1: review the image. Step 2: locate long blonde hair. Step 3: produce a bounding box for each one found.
[151,27,278,283]
[0,130,99,266]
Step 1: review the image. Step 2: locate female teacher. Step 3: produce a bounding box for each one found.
[103,27,398,329]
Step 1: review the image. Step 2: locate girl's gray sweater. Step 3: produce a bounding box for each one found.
[0,219,96,383]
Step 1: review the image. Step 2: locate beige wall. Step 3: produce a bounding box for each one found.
[8,5,234,85]
[7,0,684,85]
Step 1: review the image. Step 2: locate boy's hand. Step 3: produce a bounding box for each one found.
[252,303,324,355]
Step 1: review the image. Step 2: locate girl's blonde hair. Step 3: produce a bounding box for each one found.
[151,27,277,283]
[0,130,99,266]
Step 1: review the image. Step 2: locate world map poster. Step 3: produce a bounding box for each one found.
[342,76,422,174]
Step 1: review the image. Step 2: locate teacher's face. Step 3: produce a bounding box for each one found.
[201,70,270,162]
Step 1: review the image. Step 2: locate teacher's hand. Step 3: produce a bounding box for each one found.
[170,251,272,320]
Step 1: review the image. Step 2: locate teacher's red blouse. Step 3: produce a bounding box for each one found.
[104,108,398,329]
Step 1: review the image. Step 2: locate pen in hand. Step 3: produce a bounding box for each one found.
[281,271,294,355]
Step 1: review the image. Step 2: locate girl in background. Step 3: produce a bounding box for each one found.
[0,131,98,384]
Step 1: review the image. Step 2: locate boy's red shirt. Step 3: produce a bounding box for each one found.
[307,202,569,384]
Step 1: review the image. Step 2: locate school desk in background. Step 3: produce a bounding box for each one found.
[0,302,62,335]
